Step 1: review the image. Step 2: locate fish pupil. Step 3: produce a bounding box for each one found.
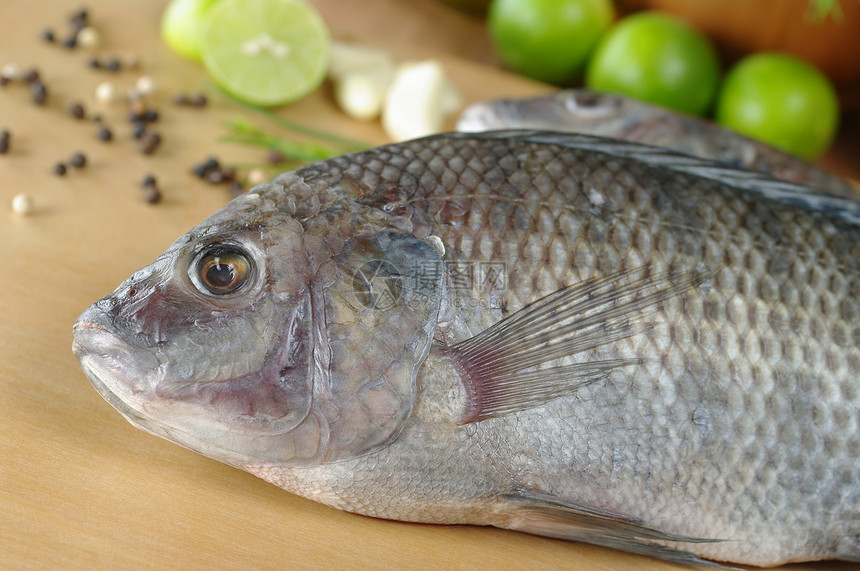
[207,258,236,288]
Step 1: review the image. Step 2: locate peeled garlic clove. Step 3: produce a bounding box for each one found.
[440,78,464,116]
[382,60,461,142]
[334,64,394,121]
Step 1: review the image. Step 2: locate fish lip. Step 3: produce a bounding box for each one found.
[80,353,151,428]
[72,305,161,427]
[72,304,157,364]
[72,319,128,360]
[72,304,122,354]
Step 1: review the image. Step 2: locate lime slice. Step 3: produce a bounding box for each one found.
[199,0,330,107]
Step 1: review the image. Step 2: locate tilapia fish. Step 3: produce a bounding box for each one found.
[457,89,857,198]
[73,131,860,567]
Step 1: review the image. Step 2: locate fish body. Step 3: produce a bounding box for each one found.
[73,132,860,567]
[457,89,857,198]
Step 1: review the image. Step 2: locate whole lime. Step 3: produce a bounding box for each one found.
[488,0,614,85]
[716,53,840,160]
[161,0,220,62]
[585,11,720,116]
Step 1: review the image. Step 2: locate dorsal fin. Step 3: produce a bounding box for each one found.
[448,265,714,423]
[459,130,860,225]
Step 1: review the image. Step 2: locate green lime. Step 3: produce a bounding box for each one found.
[161,0,220,62]
[199,0,330,107]
[716,53,840,160]
[488,0,614,85]
[585,11,720,116]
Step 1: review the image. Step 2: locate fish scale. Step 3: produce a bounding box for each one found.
[74,132,860,567]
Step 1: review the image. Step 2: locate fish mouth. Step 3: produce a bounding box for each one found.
[72,304,317,468]
[73,307,249,466]
[72,307,164,433]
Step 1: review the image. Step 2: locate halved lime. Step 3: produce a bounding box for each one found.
[199,0,330,107]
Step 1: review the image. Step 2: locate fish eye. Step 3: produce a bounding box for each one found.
[190,243,254,296]
[573,92,601,108]
[564,92,620,117]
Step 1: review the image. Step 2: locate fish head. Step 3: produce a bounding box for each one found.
[457,89,627,133]
[73,183,444,471]
[72,193,321,468]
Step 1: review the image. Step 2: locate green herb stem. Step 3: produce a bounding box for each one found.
[214,86,369,152]
[221,118,349,164]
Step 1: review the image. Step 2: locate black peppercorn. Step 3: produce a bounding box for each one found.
[68,102,86,119]
[69,8,88,30]
[192,156,221,178]
[266,149,286,164]
[141,175,162,204]
[41,28,56,43]
[138,131,161,155]
[143,185,162,204]
[53,162,67,176]
[190,93,208,107]
[31,82,48,105]
[69,152,87,168]
[221,167,237,182]
[131,121,147,139]
[96,126,113,141]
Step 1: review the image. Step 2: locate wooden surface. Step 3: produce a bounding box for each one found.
[1,1,857,570]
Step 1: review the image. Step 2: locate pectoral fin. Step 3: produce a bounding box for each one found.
[498,489,735,569]
[449,266,713,423]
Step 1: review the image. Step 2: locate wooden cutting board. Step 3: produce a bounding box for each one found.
[0,1,855,569]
